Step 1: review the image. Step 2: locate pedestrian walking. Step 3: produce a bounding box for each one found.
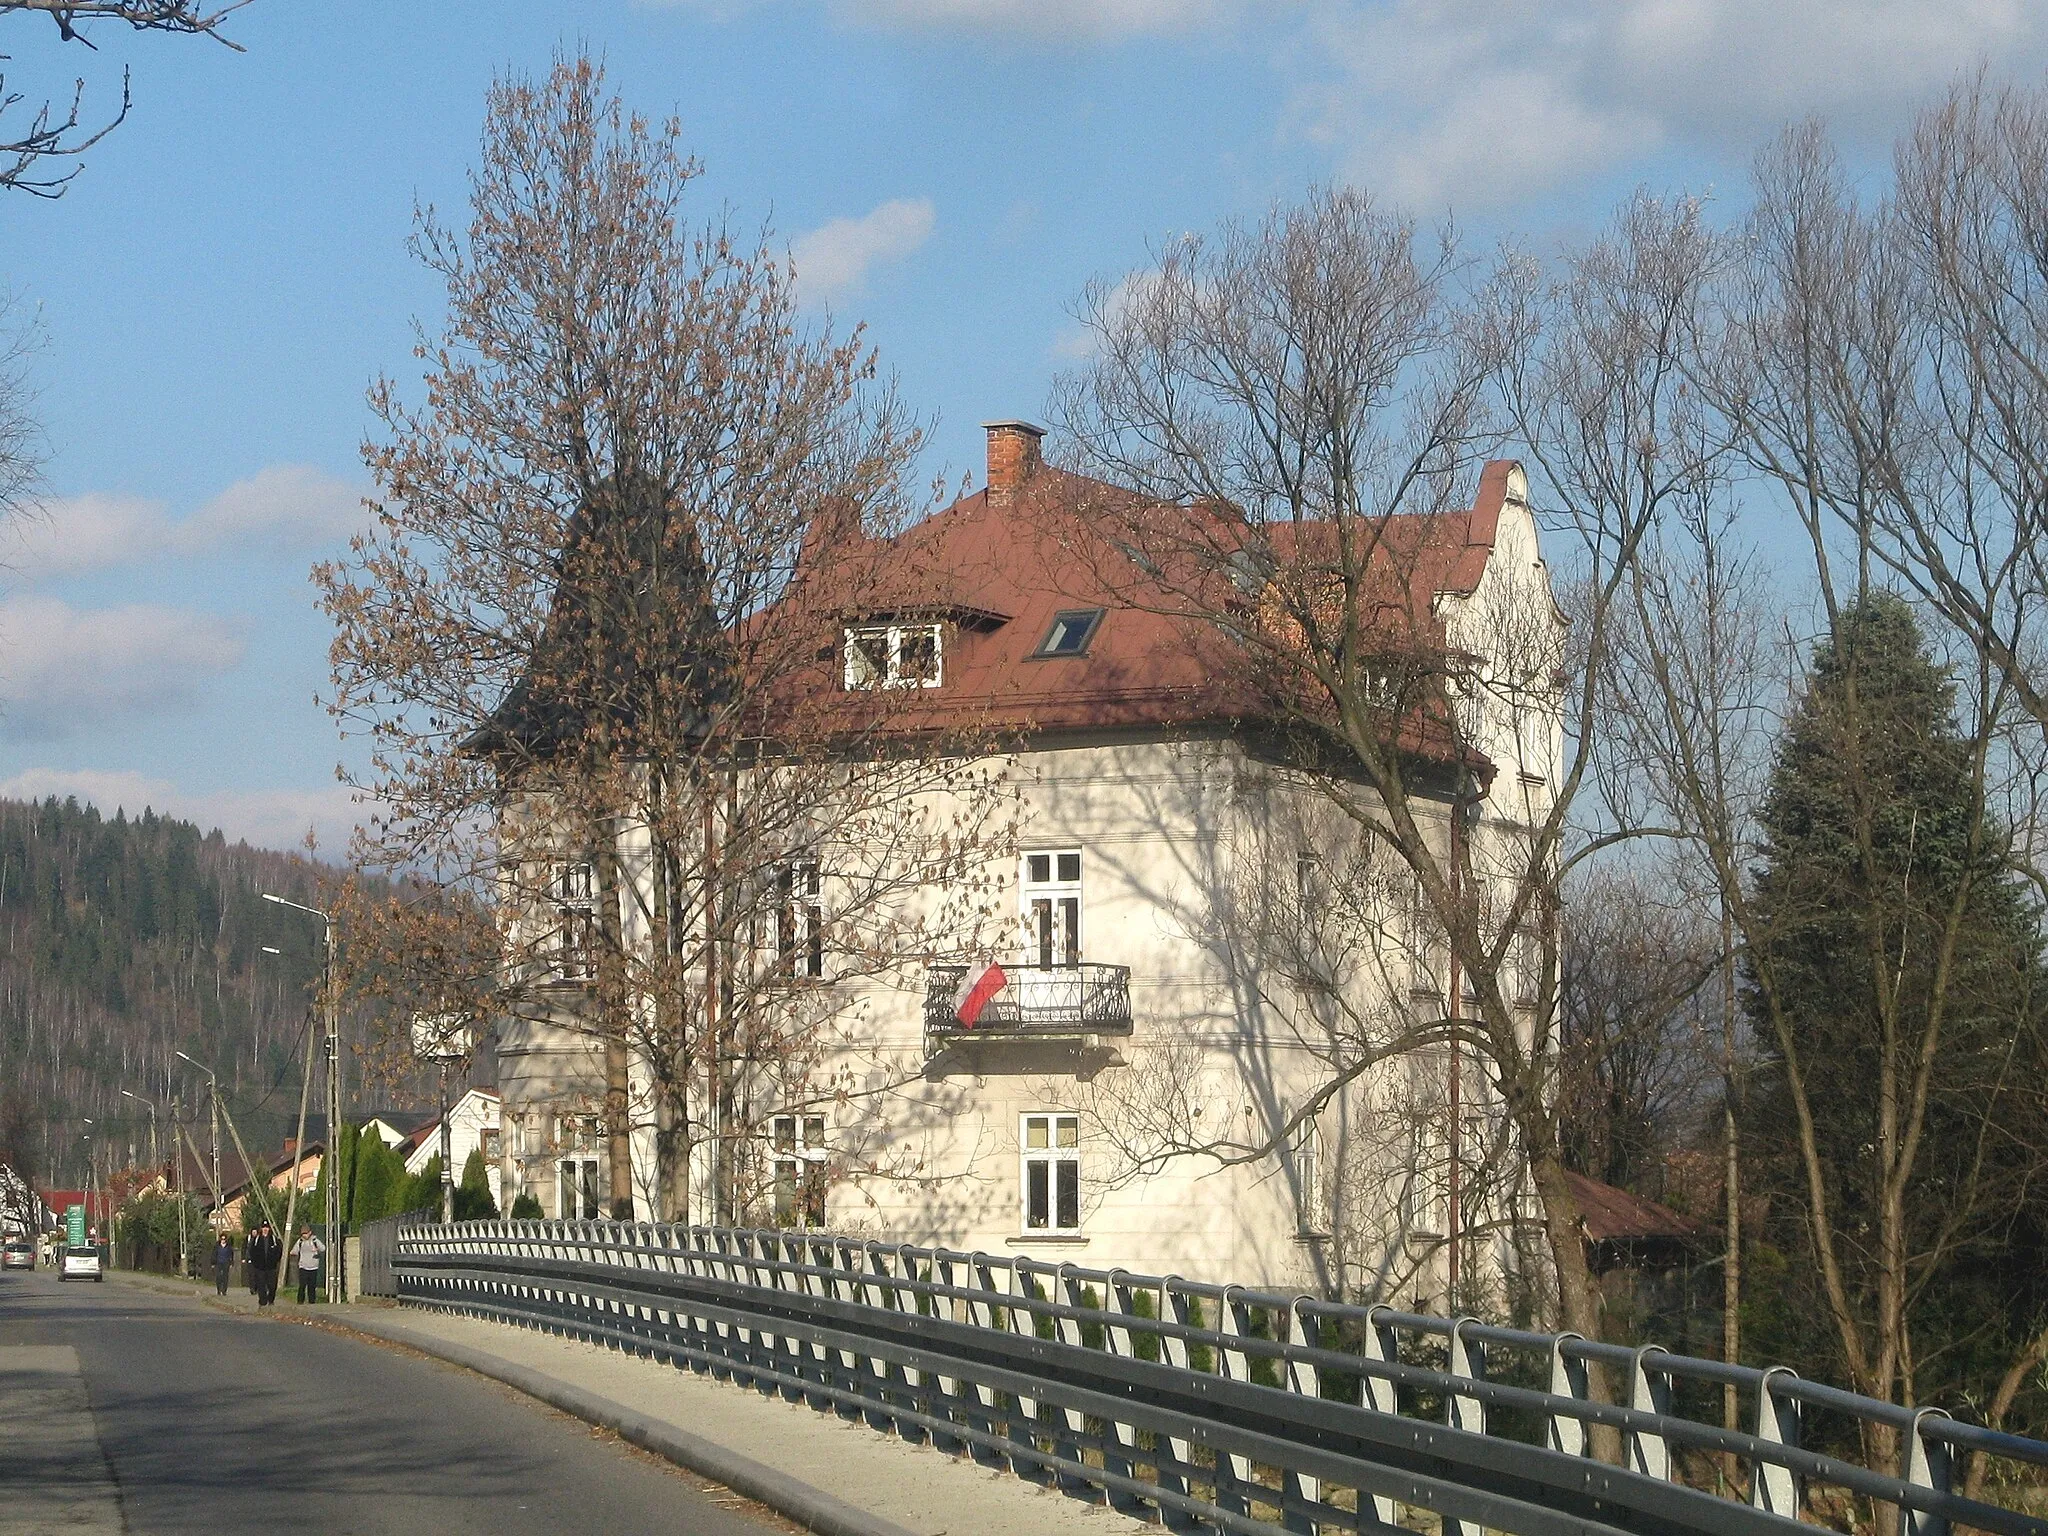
[247,1222,283,1307]
[211,1232,235,1296]
[291,1226,324,1304]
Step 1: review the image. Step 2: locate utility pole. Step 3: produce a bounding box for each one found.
[172,1095,187,1278]
[264,894,344,1303]
[119,1091,159,1177]
[178,1052,222,1237]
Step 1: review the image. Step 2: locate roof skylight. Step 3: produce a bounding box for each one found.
[1033,608,1104,658]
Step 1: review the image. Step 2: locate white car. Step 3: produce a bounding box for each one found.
[58,1246,102,1282]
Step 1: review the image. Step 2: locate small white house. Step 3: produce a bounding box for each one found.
[401,1088,503,1212]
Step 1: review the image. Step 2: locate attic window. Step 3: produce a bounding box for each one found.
[844,622,943,690]
[1032,608,1104,659]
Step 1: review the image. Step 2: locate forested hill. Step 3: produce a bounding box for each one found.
[0,795,355,1191]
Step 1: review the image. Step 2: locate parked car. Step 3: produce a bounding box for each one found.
[1,1238,33,1270]
[58,1245,102,1282]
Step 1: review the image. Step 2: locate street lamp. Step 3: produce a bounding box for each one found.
[121,1089,185,1277]
[262,892,344,1303]
[175,1050,223,1225]
[118,1090,160,1171]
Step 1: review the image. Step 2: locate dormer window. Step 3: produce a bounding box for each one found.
[1032,608,1104,659]
[843,622,943,690]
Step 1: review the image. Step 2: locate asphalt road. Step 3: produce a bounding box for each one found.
[0,1270,787,1535]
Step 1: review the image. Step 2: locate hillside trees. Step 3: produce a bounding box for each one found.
[321,52,1013,1226]
[0,794,345,1189]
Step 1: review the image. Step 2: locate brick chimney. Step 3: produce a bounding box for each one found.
[983,420,1045,500]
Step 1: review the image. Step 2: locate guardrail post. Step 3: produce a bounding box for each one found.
[1352,1306,1402,1531]
[1546,1334,1590,1457]
[1444,1318,1488,1536]
[1901,1408,1953,1536]
[1214,1287,1257,1522]
[1006,1258,1056,1487]
[1281,1299,1323,1534]
[1752,1366,1803,1518]
[1629,1344,1673,1480]
[1053,1266,1103,1501]
[1158,1279,1203,1532]
[1099,1271,1152,1521]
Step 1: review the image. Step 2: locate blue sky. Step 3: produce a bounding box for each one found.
[0,0,2041,853]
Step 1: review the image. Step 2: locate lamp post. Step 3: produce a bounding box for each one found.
[176,1050,222,1230]
[411,1015,471,1225]
[118,1090,159,1173]
[262,893,344,1303]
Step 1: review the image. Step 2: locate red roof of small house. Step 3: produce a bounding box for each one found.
[1564,1171,1712,1248]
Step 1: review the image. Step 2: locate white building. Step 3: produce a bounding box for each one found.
[486,424,1563,1304]
[401,1089,503,1213]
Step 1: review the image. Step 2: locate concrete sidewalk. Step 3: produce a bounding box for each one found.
[340,1301,1145,1536]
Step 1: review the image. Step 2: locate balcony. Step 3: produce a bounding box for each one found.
[924,963,1134,1042]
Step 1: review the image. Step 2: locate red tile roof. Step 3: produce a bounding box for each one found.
[1564,1171,1712,1247]
[783,456,1519,753]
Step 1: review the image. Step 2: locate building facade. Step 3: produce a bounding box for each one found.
[488,423,1563,1303]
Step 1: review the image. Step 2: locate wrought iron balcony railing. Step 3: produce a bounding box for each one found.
[924,962,1133,1039]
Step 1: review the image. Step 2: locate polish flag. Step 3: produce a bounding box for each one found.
[951,961,1007,1027]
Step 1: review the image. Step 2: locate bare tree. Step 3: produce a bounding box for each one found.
[1049,186,1719,1339]
[320,52,1014,1227]
[1555,866,1722,1197]
[1603,108,2048,1486]
[1,1,252,197]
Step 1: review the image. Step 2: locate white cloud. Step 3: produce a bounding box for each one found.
[1296,0,2048,210]
[648,0,1233,38]
[843,0,1227,35]
[0,595,244,738]
[791,198,938,300]
[11,463,365,580]
[0,767,363,854]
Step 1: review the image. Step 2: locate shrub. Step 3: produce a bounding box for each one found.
[454,1147,499,1221]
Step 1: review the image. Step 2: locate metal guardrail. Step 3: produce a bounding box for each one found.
[393,1220,2048,1536]
[360,1208,435,1297]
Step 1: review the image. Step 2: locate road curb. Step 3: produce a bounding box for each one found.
[333,1308,921,1536]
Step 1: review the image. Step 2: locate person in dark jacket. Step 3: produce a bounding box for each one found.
[211,1233,235,1295]
[246,1222,283,1306]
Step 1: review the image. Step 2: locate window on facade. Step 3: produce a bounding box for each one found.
[558,1158,600,1219]
[1400,1122,1446,1237]
[1408,876,1441,997]
[1032,608,1104,658]
[1022,850,1082,968]
[480,1127,502,1164]
[774,861,823,979]
[1021,1113,1081,1233]
[842,623,943,690]
[546,862,597,982]
[1289,1114,1323,1236]
[770,1114,828,1228]
[1509,926,1542,1006]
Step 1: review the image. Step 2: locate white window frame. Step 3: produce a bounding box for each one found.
[1020,1112,1082,1235]
[1020,849,1083,969]
[774,860,824,980]
[769,1113,828,1228]
[545,862,597,982]
[1288,1113,1324,1236]
[842,622,943,690]
[558,1157,599,1220]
